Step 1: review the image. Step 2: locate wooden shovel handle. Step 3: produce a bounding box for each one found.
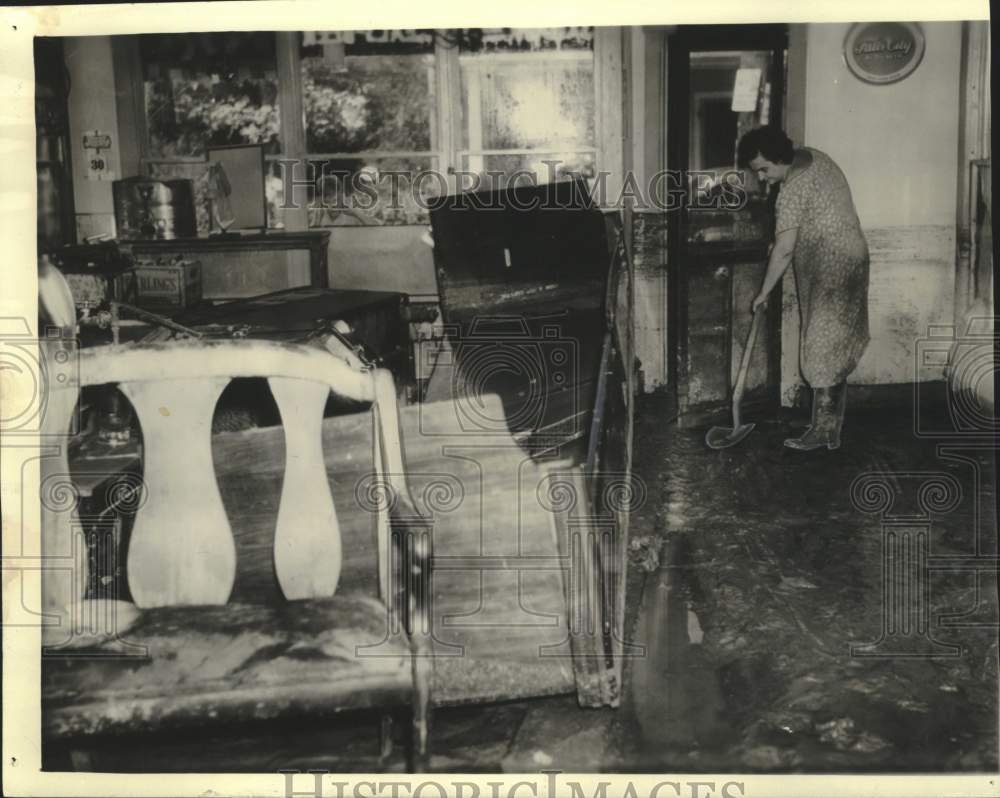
[732,309,763,429]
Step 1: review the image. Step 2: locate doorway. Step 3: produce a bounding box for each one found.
[666,25,787,423]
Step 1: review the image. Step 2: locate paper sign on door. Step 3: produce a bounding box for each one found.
[731,68,762,113]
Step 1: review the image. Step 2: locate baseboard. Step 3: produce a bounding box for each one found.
[650,381,955,428]
[679,382,952,426]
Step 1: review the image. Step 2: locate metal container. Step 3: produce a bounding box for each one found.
[113,178,197,241]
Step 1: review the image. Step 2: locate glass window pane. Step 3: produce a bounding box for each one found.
[301,34,435,154]
[305,156,436,227]
[460,58,594,151]
[461,152,595,190]
[458,28,594,152]
[141,33,280,158]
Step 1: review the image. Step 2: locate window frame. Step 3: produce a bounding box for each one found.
[114,28,623,232]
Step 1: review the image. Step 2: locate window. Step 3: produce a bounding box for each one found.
[458,28,596,188]
[138,32,281,232]
[128,28,610,231]
[299,31,437,227]
[141,32,281,158]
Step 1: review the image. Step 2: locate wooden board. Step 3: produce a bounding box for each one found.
[209,395,579,704]
[126,231,330,300]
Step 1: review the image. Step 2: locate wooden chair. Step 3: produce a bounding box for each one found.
[40,339,432,771]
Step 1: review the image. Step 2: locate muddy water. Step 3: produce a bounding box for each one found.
[629,535,739,770]
[624,398,999,772]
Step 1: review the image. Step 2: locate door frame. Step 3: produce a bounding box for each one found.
[665,24,788,409]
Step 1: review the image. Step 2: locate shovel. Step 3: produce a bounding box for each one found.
[706,307,763,450]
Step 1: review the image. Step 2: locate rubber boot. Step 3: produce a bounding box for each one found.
[803,385,819,434]
[828,381,847,449]
[784,384,843,451]
[785,386,819,442]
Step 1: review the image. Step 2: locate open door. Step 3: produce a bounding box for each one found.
[666,25,787,424]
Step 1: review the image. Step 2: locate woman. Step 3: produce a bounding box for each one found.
[738,126,870,451]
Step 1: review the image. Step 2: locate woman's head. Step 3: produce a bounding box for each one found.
[737,126,795,185]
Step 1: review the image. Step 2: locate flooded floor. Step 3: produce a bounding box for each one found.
[622,390,999,772]
[60,389,997,774]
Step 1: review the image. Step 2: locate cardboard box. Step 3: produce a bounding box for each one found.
[133,259,202,312]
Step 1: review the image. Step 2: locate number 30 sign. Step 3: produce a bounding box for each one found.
[83,130,115,181]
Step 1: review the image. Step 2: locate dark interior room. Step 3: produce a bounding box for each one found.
[3,8,995,793]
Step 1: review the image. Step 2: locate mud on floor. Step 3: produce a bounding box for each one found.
[620,394,999,772]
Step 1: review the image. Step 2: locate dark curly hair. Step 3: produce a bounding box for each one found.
[737,126,795,168]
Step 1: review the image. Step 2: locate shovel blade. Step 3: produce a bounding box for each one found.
[705,422,756,450]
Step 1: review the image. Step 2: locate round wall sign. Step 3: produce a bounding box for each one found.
[844,22,926,85]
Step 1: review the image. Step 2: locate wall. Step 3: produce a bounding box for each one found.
[782,22,962,403]
[63,36,121,241]
[628,27,669,392]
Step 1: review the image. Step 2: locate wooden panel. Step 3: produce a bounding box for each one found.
[681,248,777,414]
[78,341,374,406]
[730,261,769,395]
[685,264,731,405]
[595,27,625,202]
[268,377,342,600]
[610,228,636,704]
[954,22,991,323]
[111,36,145,180]
[204,248,301,298]
[785,25,808,148]
[209,396,575,691]
[275,31,310,233]
[121,377,236,607]
[595,261,636,706]
[631,211,669,391]
[548,467,606,707]
[127,231,330,300]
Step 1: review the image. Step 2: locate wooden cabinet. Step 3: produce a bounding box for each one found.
[124,231,330,301]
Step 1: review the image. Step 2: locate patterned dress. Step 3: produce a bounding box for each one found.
[775,148,870,388]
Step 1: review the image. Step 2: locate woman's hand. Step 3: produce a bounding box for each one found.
[752,229,797,315]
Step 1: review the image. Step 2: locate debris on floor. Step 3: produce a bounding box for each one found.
[621,395,999,772]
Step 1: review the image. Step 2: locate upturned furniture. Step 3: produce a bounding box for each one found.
[40,339,431,770]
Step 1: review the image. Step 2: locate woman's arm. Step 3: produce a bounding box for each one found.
[752,227,798,311]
